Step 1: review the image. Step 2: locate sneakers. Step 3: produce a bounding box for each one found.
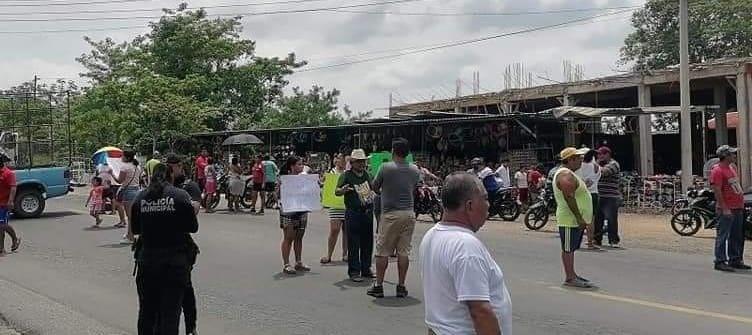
[366,284,384,298]
[294,263,311,272]
[729,262,752,270]
[396,285,408,298]
[350,275,364,283]
[714,263,736,272]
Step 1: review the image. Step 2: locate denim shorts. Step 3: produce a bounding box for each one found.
[119,186,140,203]
[0,208,9,225]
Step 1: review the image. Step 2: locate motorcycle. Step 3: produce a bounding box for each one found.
[489,187,521,222]
[523,188,557,230]
[670,189,752,240]
[671,187,699,215]
[415,185,443,223]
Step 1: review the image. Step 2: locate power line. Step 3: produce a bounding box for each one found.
[0,0,421,22]
[0,25,144,34]
[0,4,638,17]
[297,8,636,73]
[0,0,153,8]
[327,5,639,16]
[0,0,338,15]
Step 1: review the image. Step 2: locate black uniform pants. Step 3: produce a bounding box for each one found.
[137,263,190,335]
[183,275,197,334]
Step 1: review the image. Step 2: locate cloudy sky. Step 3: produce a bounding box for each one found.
[0,0,645,117]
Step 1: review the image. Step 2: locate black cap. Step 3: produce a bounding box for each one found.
[165,153,184,164]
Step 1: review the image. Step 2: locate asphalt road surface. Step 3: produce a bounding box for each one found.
[1,196,751,335]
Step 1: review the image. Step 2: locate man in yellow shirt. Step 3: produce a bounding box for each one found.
[553,147,594,289]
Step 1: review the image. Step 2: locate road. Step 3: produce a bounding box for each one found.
[1,195,751,335]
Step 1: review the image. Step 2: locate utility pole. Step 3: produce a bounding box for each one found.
[33,75,38,99]
[679,0,692,192]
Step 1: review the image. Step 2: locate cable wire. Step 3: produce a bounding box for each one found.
[0,0,338,15]
[297,8,635,73]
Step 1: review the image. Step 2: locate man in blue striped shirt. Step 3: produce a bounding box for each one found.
[594,146,622,248]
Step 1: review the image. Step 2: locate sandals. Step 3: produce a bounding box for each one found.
[320,257,331,264]
[283,264,296,275]
[563,278,594,289]
[11,237,21,252]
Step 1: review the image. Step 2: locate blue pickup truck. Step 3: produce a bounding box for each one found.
[11,166,72,218]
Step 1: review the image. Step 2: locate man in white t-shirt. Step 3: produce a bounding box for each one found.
[514,166,529,205]
[419,173,512,335]
[495,159,511,188]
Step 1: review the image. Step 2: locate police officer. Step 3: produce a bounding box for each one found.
[131,163,198,334]
[166,153,201,335]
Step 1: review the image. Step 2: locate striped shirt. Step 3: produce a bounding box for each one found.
[597,159,621,198]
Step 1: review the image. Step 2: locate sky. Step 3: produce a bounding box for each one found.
[0,0,645,118]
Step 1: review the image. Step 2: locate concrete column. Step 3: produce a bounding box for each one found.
[713,85,728,146]
[637,85,654,175]
[563,94,577,147]
[735,73,750,188]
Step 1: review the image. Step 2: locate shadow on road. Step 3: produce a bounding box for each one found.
[98,243,131,249]
[83,226,121,231]
[371,296,422,308]
[272,271,320,281]
[40,211,81,219]
[332,278,372,290]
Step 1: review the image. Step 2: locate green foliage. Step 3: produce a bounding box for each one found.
[72,5,345,154]
[620,0,752,70]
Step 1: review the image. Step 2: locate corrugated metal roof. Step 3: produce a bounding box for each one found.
[192,113,556,137]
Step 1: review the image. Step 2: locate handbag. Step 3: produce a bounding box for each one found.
[116,167,137,202]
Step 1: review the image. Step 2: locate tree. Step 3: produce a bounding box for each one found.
[620,0,752,71]
[77,6,305,131]
[259,86,347,129]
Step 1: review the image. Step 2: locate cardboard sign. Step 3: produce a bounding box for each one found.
[321,173,345,210]
[280,174,322,213]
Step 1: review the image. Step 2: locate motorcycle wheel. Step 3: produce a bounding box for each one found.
[499,202,521,222]
[671,199,689,216]
[524,206,549,230]
[670,209,702,236]
[206,193,221,210]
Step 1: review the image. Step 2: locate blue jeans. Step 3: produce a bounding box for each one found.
[715,210,746,265]
[346,209,374,277]
[594,196,620,244]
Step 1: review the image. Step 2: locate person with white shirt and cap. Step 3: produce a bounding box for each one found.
[419,172,512,335]
[495,158,511,188]
[575,147,601,251]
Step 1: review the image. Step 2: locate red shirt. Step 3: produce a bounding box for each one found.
[0,166,17,209]
[529,170,543,189]
[195,156,208,179]
[252,163,265,183]
[710,163,744,209]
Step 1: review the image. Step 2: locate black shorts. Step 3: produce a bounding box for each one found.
[104,186,119,200]
[264,182,276,192]
[252,183,264,192]
[559,227,584,253]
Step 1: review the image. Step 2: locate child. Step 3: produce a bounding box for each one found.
[86,177,105,227]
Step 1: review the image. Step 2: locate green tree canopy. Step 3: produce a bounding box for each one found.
[620,0,752,71]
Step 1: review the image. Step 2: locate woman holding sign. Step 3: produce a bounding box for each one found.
[321,154,348,264]
[278,156,311,275]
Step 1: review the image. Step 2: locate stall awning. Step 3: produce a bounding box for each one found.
[545,106,713,119]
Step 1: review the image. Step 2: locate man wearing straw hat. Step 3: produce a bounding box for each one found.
[337,149,375,282]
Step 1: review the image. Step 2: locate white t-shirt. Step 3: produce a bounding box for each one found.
[495,165,511,188]
[576,161,601,194]
[514,171,528,188]
[97,164,115,187]
[119,163,140,187]
[419,223,513,335]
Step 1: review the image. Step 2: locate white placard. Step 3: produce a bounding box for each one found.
[280,174,322,213]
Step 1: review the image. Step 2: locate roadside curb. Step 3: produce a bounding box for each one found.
[0,277,128,335]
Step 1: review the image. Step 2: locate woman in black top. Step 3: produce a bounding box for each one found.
[131,163,199,335]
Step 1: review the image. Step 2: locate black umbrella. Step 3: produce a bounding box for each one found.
[221,134,264,146]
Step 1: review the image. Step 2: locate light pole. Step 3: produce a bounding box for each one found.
[679,0,692,192]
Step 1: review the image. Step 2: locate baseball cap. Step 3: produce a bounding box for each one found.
[165,153,184,164]
[560,147,589,161]
[471,157,483,165]
[716,145,738,157]
[597,146,612,155]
